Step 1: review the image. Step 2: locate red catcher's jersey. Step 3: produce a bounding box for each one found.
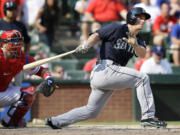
[0,49,35,92]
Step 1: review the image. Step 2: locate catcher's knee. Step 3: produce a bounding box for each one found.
[21,86,36,95]
[20,86,36,107]
[1,87,35,127]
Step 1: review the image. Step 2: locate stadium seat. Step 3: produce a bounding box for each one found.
[30,42,50,57]
[78,58,91,69]
[66,70,87,80]
[50,59,79,72]
[172,66,180,74]
[126,57,138,68]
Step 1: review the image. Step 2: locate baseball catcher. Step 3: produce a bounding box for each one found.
[0,30,56,128]
[45,7,167,129]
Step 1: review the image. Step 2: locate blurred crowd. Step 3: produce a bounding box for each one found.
[74,0,180,76]
[0,0,179,80]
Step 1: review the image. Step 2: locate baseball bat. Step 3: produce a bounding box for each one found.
[23,49,76,71]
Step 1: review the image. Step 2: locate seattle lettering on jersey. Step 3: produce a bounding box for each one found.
[96,22,146,66]
[113,38,134,54]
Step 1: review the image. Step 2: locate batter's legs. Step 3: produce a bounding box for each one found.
[135,74,155,120]
[49,87,114,128]
[91,64,155,120]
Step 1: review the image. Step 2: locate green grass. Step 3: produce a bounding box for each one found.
[26,122,140,127]
[74,122,140,125]
[167,121,180,125]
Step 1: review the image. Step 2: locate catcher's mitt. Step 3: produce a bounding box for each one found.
[36,77,56,97]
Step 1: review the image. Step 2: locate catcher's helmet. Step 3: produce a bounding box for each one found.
[0,30,24,57]
[126,7,151,25]
[3,1,17,15]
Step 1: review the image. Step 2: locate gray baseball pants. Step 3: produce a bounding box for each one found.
[51,60,155,128]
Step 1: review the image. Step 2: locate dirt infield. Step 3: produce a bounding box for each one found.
[1,125,180,135]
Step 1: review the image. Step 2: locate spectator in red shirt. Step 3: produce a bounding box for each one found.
[0,0,23,21]
[84,0,127,34]
[83,57,98,73]
[83,48,100,79]
[153,2,177,46]
[134,45,152,71]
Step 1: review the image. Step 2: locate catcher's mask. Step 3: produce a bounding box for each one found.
[0,30,24,58]
[126,7,151,25]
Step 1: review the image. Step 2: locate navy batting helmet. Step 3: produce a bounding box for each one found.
[126,7,151,25]
[3,1,17,15]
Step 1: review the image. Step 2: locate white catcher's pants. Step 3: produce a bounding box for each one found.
[0,84,21,108]
[51,60,155,128]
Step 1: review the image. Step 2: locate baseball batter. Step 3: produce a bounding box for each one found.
[0,30,56,128]
[45,7,167,128]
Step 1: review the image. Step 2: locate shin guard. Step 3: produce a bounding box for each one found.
[1,86,36,128]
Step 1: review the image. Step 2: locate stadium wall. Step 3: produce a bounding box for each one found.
[26,74,180,122]
[31,83,133,122]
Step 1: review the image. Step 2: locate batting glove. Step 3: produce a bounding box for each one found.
[75,42,91,54]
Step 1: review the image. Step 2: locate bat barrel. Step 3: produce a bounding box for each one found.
[23,50,76,70]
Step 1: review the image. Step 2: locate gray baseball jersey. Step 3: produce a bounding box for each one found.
[49,23,156,128]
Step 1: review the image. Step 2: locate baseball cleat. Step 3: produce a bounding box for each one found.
[141,117,167,128]
[45,117,60,129]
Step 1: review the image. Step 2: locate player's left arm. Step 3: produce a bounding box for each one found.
[123,32,146,58]
[133,42,146,58]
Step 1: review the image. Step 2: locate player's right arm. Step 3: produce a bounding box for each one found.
[75,32,101,53]
[85,22,119,47]
[76,22,117,53]
[86,32,101,47]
